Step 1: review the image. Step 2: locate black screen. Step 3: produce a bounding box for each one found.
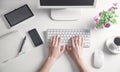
[40,0,94,6]
[4,4,34,27]
[28,29,43,47]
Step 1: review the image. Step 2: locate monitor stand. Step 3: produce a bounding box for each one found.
[51,8,81,21]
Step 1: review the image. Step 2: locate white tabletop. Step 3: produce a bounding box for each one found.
[0,0,120,72]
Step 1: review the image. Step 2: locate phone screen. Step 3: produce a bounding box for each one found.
[28,29,43,47]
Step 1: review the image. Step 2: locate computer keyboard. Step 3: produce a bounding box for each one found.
[46,29,90,48]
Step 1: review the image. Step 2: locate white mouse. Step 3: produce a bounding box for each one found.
[93,50,104,68]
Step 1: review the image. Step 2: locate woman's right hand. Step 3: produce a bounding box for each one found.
[66,35,83,62]
[66,36,89,72]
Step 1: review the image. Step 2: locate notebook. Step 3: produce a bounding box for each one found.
[0,31,24,63]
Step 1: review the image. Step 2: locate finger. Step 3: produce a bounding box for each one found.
[61,45,66,53]
[71,37,75,48]
[75,36,78,47]
[49,39,52,53]
[78,36,83,49]
[51,37,54,46]
[81,37,83,47]
[49,38,52,47]
[66,45,71,55]
[55,35,58,46]
[78,35,80,45]
[66,45,70,51]
[58,37,61,46]
[52,36,56,46]
[79,35,83,47]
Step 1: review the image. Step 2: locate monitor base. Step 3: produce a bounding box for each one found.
[51,8,81,21]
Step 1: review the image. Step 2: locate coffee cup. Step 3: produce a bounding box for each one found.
[111,36,120,50]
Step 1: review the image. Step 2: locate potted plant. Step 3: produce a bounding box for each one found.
[94,3,119,29]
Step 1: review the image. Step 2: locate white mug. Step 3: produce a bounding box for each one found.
[111,36,120,50]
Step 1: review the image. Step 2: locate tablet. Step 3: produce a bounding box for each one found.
[4,4,34,27]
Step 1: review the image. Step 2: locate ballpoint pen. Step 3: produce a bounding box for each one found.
[18,36,26,54]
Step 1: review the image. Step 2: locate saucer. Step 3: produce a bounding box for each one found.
[106,36,120,54]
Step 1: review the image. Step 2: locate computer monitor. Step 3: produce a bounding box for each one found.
[38,0,96,20]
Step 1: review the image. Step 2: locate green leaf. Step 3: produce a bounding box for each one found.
[111,10,115,14]
[111,19,117,24]
[96,23,104,28]
[114,15,119,17]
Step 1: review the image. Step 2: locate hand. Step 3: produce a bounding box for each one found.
[66,35,83,62]
[39,36,65,72]
[48,36,65,61]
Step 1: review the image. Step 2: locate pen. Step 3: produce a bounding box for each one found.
[19,36,26,54]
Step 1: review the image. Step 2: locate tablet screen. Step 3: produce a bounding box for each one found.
[4,4,34,27]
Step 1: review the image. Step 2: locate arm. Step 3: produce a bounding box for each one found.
[39,36,65,72]
[66,36,89,72]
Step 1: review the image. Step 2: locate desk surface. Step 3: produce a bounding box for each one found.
[0,0,120,72]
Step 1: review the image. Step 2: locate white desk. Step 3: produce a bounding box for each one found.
[0,0,120,72]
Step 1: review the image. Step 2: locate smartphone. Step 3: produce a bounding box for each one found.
[28,29,43,47]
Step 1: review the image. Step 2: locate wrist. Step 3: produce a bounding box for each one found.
[74,56,83,63]
[47,56,57,63]
[74,57,83,66]
[39,56,56,72]
[75,58,88,72]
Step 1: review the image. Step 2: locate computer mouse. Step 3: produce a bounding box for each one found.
[93,50,104,68]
